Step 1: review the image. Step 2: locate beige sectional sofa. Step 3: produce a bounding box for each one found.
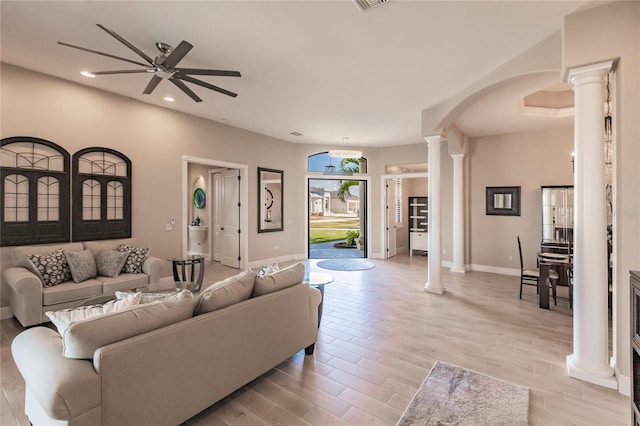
[3,238,163,327]
[11,264,321,426]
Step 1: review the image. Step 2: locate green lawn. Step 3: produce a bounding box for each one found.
[308,219,360,244]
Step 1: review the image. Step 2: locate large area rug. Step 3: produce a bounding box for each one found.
[317,259,375,271]
[397,361,529,426]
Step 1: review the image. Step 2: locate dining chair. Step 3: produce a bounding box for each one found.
[517,236,558,303]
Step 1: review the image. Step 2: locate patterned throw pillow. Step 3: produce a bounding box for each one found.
[26,248,72,288]
[118,244,150,274]
[64,249,98,283]
[96,249,130,277]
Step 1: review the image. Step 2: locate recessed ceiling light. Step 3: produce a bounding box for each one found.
[290,131,303,136]
[163,96,175,102]
[80,71,96,78]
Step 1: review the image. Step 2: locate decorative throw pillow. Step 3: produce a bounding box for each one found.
[194,270,256,315]
[257,263,280,277]
[117,244,150,274]
[96,249,130,277]
[64,249,98,283]
[26,248,72,288]
[252,262,305,297]
[45,292,142,336]
[62,290,195,359]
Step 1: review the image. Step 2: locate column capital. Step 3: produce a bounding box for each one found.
[424,134,443,145]
[568,60,613,86]
[451,153,466,160]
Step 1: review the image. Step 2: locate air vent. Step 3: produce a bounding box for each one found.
[352,0,390,12]
[290,131,303,136]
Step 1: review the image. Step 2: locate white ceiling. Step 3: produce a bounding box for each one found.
[0,1,590,148]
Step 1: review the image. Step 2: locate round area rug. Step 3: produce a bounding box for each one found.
[317,259,375,271]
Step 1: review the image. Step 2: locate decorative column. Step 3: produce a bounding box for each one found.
[425,135,444,294]
[451,153,466,273]
[566,60,616,389]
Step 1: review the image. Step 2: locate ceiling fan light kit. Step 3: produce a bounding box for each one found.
[59,24,241,102]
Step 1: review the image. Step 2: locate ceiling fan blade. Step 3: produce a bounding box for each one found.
[57,41,150,67]
[176,68,241,78]
[177,74,238,98]
[143,75,163,94]
[96,24,153,65]
[169,77,202,102]
[162,41,193,69]
[92,69,151,75]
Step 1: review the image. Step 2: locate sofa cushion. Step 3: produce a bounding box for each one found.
[195,270,256,315]
[252,262,305,297]
[26,249,72,287]
[62,290,195,359]
[42,280,103,306]
[64,249,97,283]
[96,249,130,277]
[118,245,150,274]
[98,273,149,295]
[45,292,142,335]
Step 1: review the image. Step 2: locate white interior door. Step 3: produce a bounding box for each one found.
[221,169,240,268]
[387,179,397,258]
[212,173,222,262]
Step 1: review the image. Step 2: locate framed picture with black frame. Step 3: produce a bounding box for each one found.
[486,186,521,216]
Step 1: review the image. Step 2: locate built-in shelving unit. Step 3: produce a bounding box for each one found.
[408,196,428,256]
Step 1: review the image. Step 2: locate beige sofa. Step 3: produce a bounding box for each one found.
[11,266,321,426]
[3,238,163,327]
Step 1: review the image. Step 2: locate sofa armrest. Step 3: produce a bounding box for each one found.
[4,267,44,327]
[142,256,164,283]
[307,286,322,345]
[4,266,42,296]
[11,327,101,421]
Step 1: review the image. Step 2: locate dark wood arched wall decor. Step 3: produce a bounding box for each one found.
[0,137,132,246]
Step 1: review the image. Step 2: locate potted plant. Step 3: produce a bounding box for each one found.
[345,230,360,247]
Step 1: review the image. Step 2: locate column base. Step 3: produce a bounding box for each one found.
[566,354,617,390]
[424,283,446,295]
[450,266,466,274]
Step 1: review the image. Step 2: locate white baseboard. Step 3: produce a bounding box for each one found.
[0,306,13,320]
[612,358,631,396]
[469,264,520,277]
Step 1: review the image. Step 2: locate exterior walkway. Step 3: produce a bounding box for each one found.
[309,241,365,259]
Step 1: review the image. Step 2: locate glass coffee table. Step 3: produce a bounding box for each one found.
[304,272,334,326]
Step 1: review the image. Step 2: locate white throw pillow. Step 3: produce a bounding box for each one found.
[45,292,142,336]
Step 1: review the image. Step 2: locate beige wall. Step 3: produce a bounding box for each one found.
[563,0,640,385]
[468,126,574,270]
[0,64,429,309]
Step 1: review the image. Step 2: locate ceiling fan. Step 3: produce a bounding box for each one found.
[58,24,241,102]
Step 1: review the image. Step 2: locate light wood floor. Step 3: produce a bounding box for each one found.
[1,253,630,425]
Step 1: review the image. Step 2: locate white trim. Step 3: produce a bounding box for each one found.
[182,155,249,270]
[612,357,630,396]
[0,306,13,320]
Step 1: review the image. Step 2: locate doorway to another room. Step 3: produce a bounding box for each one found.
[182,156,248,270]
[382,163,428,259]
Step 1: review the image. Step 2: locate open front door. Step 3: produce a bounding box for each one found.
[220,169,240,268]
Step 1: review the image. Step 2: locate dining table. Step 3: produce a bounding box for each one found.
[537,252,572,309]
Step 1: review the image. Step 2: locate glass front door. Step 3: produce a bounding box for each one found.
[308,178,367,259]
